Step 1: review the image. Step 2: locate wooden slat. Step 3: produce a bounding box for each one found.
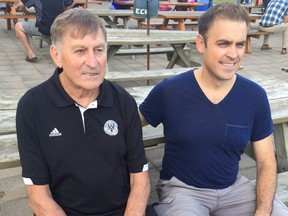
[114,46,191,56]
[107,67,191,82]
[0,14,35,19]
[0,110,16,135]
[106,29,198,46]
[245,31,272,54]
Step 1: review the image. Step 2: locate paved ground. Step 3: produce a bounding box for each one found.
[1,2,288,216]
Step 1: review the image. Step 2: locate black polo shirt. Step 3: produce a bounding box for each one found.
[16,68,148,215]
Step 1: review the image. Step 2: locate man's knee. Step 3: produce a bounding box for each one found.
[15,22,24,33]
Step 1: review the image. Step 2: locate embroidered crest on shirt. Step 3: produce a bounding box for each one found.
[104,120,118,136]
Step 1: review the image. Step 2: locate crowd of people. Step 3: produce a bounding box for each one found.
[14,1,288,216]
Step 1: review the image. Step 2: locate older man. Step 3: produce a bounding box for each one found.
[16,9,150,215]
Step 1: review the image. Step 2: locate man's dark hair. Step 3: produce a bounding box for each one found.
[198,3,250,46]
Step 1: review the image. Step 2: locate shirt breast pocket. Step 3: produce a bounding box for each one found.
[224,123,250,151]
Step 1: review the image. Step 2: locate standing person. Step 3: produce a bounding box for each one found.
[258,0,288,54]
[139,3,288,216]
[16,8,150,216]
[15,0,75,63]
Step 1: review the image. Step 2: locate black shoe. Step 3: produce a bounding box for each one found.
[25,56,39,63]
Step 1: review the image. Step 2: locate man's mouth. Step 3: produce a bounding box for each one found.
[82,72,99,76]
[221,62,236,67]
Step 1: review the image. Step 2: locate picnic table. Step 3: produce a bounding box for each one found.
[88,9,133,29]
[157,11,203,31]
[74,0,102,8]
[114,0,204,11]
[241,3,264,14]
[1,72,288,174]
[154,11,262,31]
[135,11,262,31]
[160,1,204,11]
[0,0,35,30]
[106,28,199,68]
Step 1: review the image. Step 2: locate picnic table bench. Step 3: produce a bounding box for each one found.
[1,71,287,170]
[246,30,272,54]
[0,71,288,207]
[0,0,35,30]
[106,29,200,69]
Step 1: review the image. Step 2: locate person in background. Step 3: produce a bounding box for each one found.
[262,0,271,9]
[139,3,288,216]
[15,0,74,63]
[258,0,288,54]
[16,8,150,215]
[108,0,131,10]
[159,0,173,11]
[108,0,131,26]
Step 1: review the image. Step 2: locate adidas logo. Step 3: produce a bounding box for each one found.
[49,128,62,137]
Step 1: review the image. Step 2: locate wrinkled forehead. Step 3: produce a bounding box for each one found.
[63,26,105,40]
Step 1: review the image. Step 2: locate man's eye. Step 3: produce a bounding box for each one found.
[95,48,104,53]
[94,48,105,55]
[236,43,245,48]
[218,42,229,47]
[76,49,85,53]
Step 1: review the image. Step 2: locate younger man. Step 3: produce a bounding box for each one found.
[139,3,288,215]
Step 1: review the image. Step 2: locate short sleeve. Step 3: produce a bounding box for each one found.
[139,82,165,128]
[16,92,50,185]
[123,92,148,173]
[250,90,274,142]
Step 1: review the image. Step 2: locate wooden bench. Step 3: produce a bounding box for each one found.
[114,45,195,68]
[107,67,193,83]
[135,18,198,30]
[246,30,272,54]
[0,66,248,170]
[106,66,244,85]
[0,83,288,207]
[115,46,191,56]
[0,13,35,30]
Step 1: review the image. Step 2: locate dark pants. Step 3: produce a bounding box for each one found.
[146,204,158,216]
[34,205,158,216]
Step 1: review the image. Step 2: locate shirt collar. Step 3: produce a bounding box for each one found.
[48,67,113,108]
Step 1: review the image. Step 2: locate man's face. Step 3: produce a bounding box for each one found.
[54,29,107,93]
[197,19,247,82]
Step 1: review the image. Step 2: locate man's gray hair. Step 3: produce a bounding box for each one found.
[50,8,107,48]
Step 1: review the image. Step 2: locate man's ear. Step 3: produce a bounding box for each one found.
[50,45,62,68]
[196,34,205,54]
